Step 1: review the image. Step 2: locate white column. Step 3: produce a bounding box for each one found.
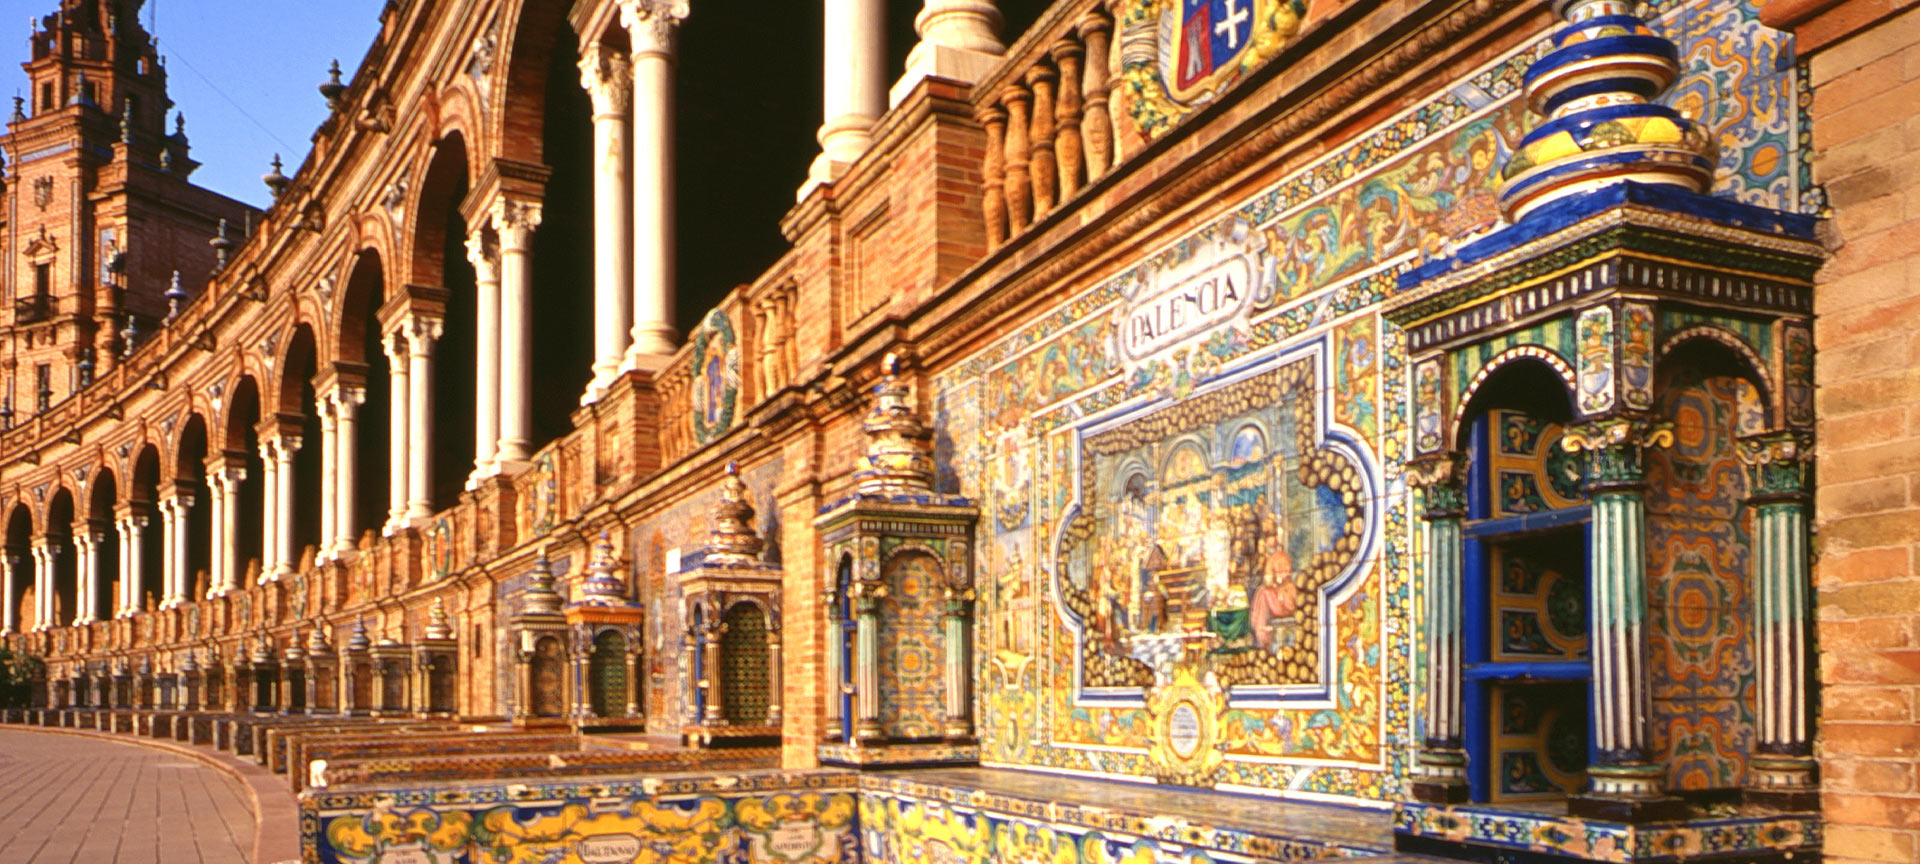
[807,0,886,192]
[257,438,281,582]
[580,43,633,406]
[158,497,179,608]
[406,315,443,522]
[209,463,244,597]
[891,0,1005,106]
[205,472,227,598]
[274,436,299,577]
[466,232,502,485]
[32,543,53,630]
[113,517,130,616]
[332,385,366,557]
[122,515,147,614]
[1,552,18,635]
[72,530,96,625]
[317,394,338,563]
[383,330,410,535]
[493,199,542,471]
[620,0,687,363]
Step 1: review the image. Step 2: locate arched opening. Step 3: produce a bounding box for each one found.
[350,659,373,714]
[1644,338,1768,793]
[879,550,945,740]
[414,134,476,510]
[720,602,770,725]
[527,19,595,445]
[530,635,564,717]
[6,505,33,632]
[87,469,119,622]
[336,252,393,548]
[1453,358,1589,804]
[281,325,323,567]
[132,446,163,610]
[287,665,307,713]
[226,376,265,580]
[427,654,455,714]
[588,628,627,718]
[46,489,76,627]
[176,415,211,597]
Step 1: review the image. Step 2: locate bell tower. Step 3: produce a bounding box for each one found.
[2,0,254,421]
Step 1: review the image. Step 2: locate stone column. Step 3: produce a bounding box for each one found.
[72,529,97,625]
[1565,419,1680,819]
[257,439,280,582]
[112,518,131,617]
[121,515,147,614]
[205,469,228,598]
[941,588,973,740]
[33,541,56,630]
[2,552,19,635]
[331,386,366,557]
[316,394,338,563]
[406,315,442,522]
[620,0,687,363]
[579,43,633,405]
[1408,454,1468,802]
[1740,432,1817,807]
[274,436,299,578]
[807,0,885,191]
[214,463,245,596]
[892,0,1005,105]
[852,582,882,742]
[466,232,503,484]
[160,492,193,609]
[493,199,542,472]
[382,329,410,535]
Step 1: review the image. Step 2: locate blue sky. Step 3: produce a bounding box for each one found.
[6,0,389,208]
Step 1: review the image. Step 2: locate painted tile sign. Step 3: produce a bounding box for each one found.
[938,0,1809,803]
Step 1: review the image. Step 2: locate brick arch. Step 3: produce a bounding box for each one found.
[493,0,576,166]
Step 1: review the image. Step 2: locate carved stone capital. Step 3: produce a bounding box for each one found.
[578,43,633,116]
[464,230,501,284]
[618,0,689,58]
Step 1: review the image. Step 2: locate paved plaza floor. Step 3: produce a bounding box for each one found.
[0,727,255,864]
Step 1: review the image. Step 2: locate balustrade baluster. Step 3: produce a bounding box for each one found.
[1026,63,1059,215]
[1051,38,1085,198]
[977,105,1009,248]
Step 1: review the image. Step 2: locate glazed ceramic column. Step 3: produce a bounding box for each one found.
[1408,454,1468,801]
[493,199,542,473]
[941,588,973,740]
[120,514,146,614]
[257,438,281,581]
[382,329,410,535]
[579,43,633,405]
[892,0,1005,105]
[466,231,502,484]
[822,587,843,740]
[1,552,18,635]
[765,626,783,725]
[316,394,338,562]
[1741,432,1817,805]
[211,461,245,596]
[700,619,725,724]
[807,0,885,191]
[1566,419,1676,817]
[852,582,882,742]
[331,385,366,556]
[272,435,299,578]
[620,0,687,363]
[406,315,442,522]
[72,529,96,624]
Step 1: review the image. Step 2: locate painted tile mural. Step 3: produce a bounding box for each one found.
[933,0,1807,803]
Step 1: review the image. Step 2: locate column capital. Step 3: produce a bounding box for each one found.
[464,230,501,284]
[618,0,688,58]
[1564,417,1674,492]
[404,314,445,350]
[578,42,633,116]
[491,197,544,250]
[328,383,369,411]
[381,329,410,366]
[1404,452,1469,519]
[1739,431,1814,501]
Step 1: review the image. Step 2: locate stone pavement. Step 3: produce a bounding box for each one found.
[0,727,255,864]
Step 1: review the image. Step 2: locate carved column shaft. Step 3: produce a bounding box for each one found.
[621,0,687,361]
[853,589,882,741]
[406,316,442,521]
[580,43,634,405]
[494,200,542,470]
[467,232,503,484]
[258,438,282,580]
[383,330,411,534]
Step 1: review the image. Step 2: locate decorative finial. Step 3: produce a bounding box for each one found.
[69,71,95,108]
[284,626,306,662]
[10,94,22,122]
[164,270,186,320]
[704,461,765,567]
[307,622,333,655]
[76,349,94,389]
[120,315,139,358]
[319,59,346,108]
[179,649,199,674]
[853,352,936,495]
[424,597,453,640]
[250,633,274,665]
[1495,0,1713,221]
[173,111,185,139]
[346,615,371,651]
[137,655,151,676]
[209,218,234,270]
[521,547,563,616]
[574,531,630,606]
[119,100,132,144]
[262,154,289,199]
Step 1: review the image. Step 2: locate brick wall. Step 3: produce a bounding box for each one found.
[1797,4,1920,862]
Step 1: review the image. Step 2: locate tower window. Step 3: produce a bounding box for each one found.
[35,364,52,412]
[35,263,51,299]
[39,82,53,112]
